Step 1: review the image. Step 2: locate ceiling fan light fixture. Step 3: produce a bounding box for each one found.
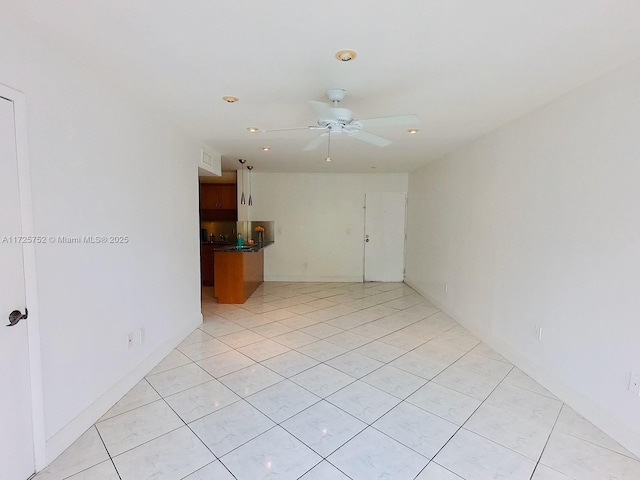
[335,50,357,62]
[407,128,419,134]
[247,126,260,133]
[222,96,239,103]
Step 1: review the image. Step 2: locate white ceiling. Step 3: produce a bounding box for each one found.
[6,1,640,173]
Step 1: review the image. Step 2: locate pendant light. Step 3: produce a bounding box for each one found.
[247,165,253,206]
[238,159,246,205]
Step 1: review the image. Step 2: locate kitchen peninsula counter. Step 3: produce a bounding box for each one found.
[211,242,273,253]
[213,243,272,304]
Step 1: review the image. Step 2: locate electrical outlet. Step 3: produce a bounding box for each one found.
[533,325,543,341]
[127,333,133,349]
[629,373,640,395]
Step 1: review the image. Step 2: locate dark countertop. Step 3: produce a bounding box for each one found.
[202,241,273,252]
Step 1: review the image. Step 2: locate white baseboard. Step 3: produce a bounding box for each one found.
[43,315,201,466]
[404,276,640,458]
[264,275,364,283]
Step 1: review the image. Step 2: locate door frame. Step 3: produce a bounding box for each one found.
[0,82,47,472]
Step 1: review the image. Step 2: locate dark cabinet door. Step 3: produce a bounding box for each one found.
[218,184,237,209]
[199,184,237,221]
[201,247,215,286]
[199,184,220,209]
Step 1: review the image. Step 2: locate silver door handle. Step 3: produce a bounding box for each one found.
[7,308,28,327]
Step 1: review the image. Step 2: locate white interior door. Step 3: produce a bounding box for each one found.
[0,95,35,479]
[364,192,407,282]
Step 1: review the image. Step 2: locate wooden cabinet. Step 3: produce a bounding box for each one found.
[200,244,215,286]
[200,183,236,209]
[220,184,237,210]
[200,183,237,221]
[214,249,264,303]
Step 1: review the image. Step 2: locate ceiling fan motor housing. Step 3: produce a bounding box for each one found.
[326,88,346,103]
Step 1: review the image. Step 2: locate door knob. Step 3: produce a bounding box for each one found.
[7,308,28,327]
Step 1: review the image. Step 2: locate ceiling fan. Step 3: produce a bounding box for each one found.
[264,89,420,153]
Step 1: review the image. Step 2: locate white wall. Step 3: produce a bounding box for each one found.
[249,173,408,282]
[405,61,640,455]
[1,17,203,464]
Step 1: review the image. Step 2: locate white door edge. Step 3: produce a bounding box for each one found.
[361,199,366,281]
[0,82,47,471]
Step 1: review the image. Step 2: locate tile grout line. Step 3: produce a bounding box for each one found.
[93,424,123,480]
[528,402,568,480]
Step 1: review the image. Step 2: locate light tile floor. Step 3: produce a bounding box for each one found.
[35,282,640,480]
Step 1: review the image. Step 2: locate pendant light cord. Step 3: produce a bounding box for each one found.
[247,165,253,206]
[238,159,246,205]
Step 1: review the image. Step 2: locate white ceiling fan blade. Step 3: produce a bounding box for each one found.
[302,135,326,151]
[308,100,335,120]
[263,126,316,133]
[358,114,420,129]
[351,130,392,147]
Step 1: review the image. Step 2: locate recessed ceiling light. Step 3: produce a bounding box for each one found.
[247,127,260,133]
[407,128,419,134]
[335,49,357,62]
[262,146,270,151]
[222,96,239,103]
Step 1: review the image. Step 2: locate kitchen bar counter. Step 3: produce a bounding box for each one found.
[212,243,271,304]
[203,241,273,253]
[201,241,273,251]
